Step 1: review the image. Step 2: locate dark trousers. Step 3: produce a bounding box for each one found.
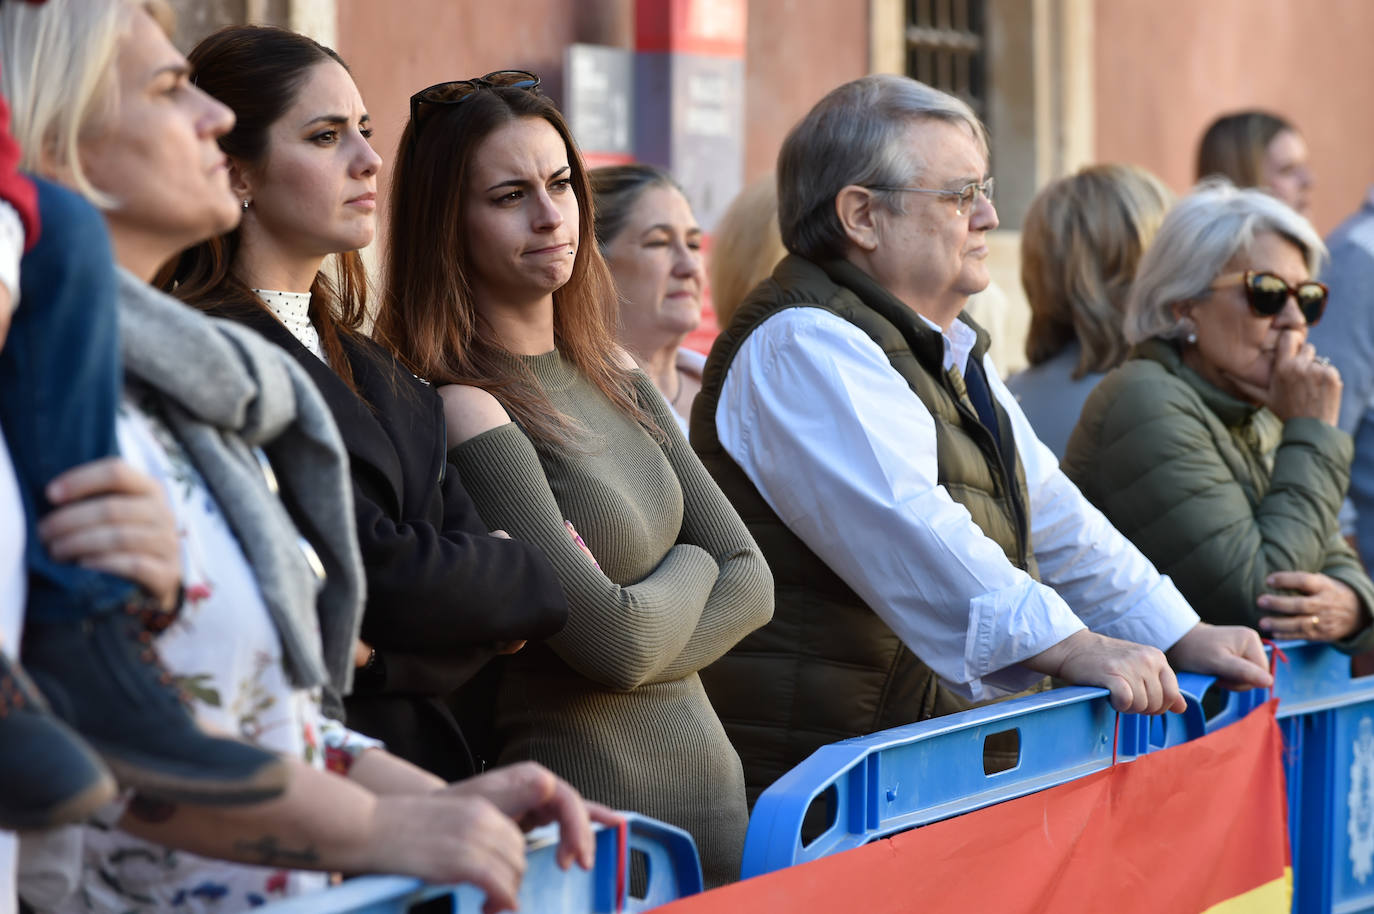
[0,176,135,622]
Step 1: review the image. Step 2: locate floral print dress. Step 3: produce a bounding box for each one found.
[51,394,377,914]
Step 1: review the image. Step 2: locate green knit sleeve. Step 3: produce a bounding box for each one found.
[629,373,775,684]
[1066,366,1353,630]
[449,421,722,692]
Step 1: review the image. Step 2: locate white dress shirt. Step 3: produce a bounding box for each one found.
[717,306,1198,701]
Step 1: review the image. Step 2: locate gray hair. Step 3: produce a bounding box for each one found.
[1124,179,1327,345]
[777,74,989,262]
[0,0,170,207]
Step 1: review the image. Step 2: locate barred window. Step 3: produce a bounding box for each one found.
[905,0,986,119]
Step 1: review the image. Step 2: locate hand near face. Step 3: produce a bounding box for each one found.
[1259,571,1368,642]
[1264,330,1341,425]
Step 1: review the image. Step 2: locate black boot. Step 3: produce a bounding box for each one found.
[0,651,116,830]
[22,598,291,806]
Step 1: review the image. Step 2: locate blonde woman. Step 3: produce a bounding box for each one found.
[708,175,786,331]
[1005,164,1172,458]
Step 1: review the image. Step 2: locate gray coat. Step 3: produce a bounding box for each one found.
[117,269,364,710]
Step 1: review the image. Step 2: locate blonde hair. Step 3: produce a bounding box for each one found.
[709,175,787,328]
[1021,164,1172,376]
[0,0,174,207]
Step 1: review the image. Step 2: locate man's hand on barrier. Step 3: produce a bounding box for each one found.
[1165,622,1273,690]
[444,761,623,872]
[1027,630,1185,714]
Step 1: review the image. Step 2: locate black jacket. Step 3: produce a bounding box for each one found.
[208,303,568,779]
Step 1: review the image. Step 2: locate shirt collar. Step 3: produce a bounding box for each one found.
[916,311,978,373]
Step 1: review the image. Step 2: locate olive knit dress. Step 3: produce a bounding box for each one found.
[447,350,774,887]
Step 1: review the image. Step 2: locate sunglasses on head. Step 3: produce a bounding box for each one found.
[1209,270,1327,326]
[408,70,541,135]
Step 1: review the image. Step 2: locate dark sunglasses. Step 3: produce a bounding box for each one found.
[408,70,541,132]
[1210,270,1328,326]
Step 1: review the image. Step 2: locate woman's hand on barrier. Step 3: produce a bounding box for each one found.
[1164,622,1272,689]
[39,457,182,611]
[444,761,620,872]
[1259,571,1367,642]
[1026,630,1185,714]
[370,792,528,914]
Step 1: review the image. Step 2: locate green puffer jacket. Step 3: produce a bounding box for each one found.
[1063,338,1374,652]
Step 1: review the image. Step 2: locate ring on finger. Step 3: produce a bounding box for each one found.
[1309,614,1321,631]
[1315,356,1333,367]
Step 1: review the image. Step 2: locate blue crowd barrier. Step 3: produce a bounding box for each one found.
[741,684,1121,878]
[1266,641,1374,914]
[741,670,1253,880]
[253,812,703,914]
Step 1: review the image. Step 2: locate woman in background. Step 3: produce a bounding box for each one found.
[591,164,706,431]
[1197,110,1313,217]
[707,175,785,332]
[1006,164,1172,458]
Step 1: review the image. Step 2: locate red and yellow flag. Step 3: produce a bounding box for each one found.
[661,699,1290,912]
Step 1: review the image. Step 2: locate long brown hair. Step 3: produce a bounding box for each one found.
[1196,110,1295,189]
[160,25,370,394]
[377,84,653,451]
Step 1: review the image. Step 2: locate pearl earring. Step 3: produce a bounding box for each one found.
[1186,331,1198,345]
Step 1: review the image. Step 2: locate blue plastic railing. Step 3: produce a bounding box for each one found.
[740,670,1250,880]
[253,812,703,914]
[1264,641,1374,914]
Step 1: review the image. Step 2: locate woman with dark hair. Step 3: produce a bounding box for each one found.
[379,75,773,886]
[165,26,569,781]
[589,164,705,432]
[1197,110,1313,217]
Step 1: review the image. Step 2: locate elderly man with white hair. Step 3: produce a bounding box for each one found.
[690,75,1273,801]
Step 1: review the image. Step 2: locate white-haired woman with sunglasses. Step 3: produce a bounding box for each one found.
[1063,180,1374,650]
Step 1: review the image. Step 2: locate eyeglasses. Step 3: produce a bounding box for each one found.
[865,177,995,216]
[408,70,541,132]
[1210,270,1328,326]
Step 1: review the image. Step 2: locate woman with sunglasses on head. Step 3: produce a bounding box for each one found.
[1063,180,1374,650]
[165,26,568,783]
[379,72,773,887]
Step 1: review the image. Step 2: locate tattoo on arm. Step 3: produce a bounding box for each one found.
[126,794,178,824]
[233,836,322,867]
